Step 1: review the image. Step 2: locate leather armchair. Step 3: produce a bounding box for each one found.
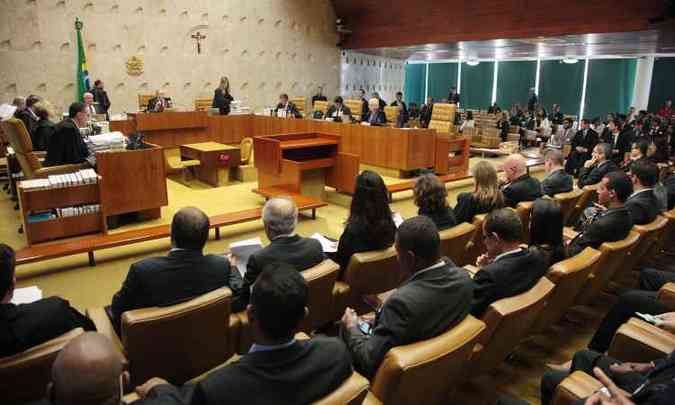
[463,213,487,266]
[607,317,675,362]
[313,371,370,405]
[87,287,240,387]
[554,189,583,225]
[660,208,675,255]
[657,282,675,310]
[368,315,486,405]
[515,201,533,244]
[439,222,476,265]
[566,185,598,227]
[613,217,669,288]
[551,371,602,405]
[341,247,402,314]
[0,328,84,403]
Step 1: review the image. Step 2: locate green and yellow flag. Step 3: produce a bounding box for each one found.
[75,18,91,101]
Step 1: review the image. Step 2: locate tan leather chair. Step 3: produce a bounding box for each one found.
[430,103,456,121]
[463,213,487,266]
[607,317,675,363]
[289,96,306,115]
[439,222,476,265]
[383,106,400,125]
[240,137,253,165]
[428,120,452,134]
[531,248,601,333]
[88,287,240,387]
[553,189,583,225]
[471,277,555,376]
[0,118,86,179]
[566,185,598,226]
[313,371,370,405]
[368,315,486,405]
[313,100,329,116]
[661,208,675,255]
[341,247,401,314]
[344,99,362,121]
[0,328,84,403]
[613,217,669,287]
[163,147,200,182]
[657,282,675,310]
[551,371,603,405]
[194,97,212,112]
[515,201,533,244]
[138,94,154,111]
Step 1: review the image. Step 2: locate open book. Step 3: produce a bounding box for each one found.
[11,286,43,305]
[310,233,338,253]
[229,237,264,278]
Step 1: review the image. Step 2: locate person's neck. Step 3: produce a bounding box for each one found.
[254,332,294,347]
[549,165,563,173]
[607,200,624,209]
[633,184,647,192]
[498,242,522,255]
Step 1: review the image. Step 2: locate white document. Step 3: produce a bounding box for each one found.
[11,286,43,305]
[392,212,404,228]
[310,233,338,253]
[0,104,17,120]
[229,237,264,278]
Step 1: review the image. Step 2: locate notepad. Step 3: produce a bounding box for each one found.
[392,212,404,228]
[229,237,264,278]
[310,233,338,253]
[11,286,43,305]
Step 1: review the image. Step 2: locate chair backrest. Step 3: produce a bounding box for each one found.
[121,287,234,386]
[240,137,253,165]
[473,277,555,375]
[439,222,476,265]
[623,216,669,273]
[0,328,84,403]
[661,208,675,254]
[567,185,598,226]
[343,247,401,296]
[163,147,182,173]
[463,214,487,266]
[290,96,306,114]
[384,106,400,124]
[313,100,329,115]
[313,371,370,405]
[138,94,154,111]
[344,99,362,121]
[532,248,601,333]
[428,120,452,134]
[430,103,456,121]
[194,97,212,112]
[0,118,42,178]
[554,189,583,225]
[370,315,486,405]
[299,260,341,333]
[516,201,534,244]
[463,127,476,138]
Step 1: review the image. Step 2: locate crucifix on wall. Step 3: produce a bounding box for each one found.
[191,31,206,54]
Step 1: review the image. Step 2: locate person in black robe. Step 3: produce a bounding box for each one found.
[31,101,56,151]
[212,76,234,115]
[92,80,111,119]
[45,102,90,166]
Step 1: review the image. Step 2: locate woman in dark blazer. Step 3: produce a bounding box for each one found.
[212,76,234,115]
[335,171,397,271]
[413,173,457,230]
[31,101,55,151]
[529,198,566,267]
[454,161,505,224]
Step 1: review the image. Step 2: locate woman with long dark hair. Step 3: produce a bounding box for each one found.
[529,198,566,267]
[335,170,397,270]
[413,173,457,230]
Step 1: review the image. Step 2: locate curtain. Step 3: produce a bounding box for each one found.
[460,62,494,110]
[648,57,675,113]
[404,63,427,107]
[584,58,637,120]
[496,61,537,110]
[539,60,584,117]
[428,63,458,102]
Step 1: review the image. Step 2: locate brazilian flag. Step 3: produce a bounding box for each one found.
[75,18,91,101]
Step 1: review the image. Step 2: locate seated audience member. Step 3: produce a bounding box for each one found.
[45,102,91,166]
[565,119,599,176]
[460,110,475,132]
[529,199,566,267]
[609,119,633,165]
[577,143,620,188]
[274,93,302,118]
[629,139,650,165]
[454,160,505,224]
[501,154,543,207]
[362,97,386,126]
[14,94,40,136]
[325,96,352,122]
[110,207,239,332]
[136,265,352,405]
[471,209,548,316]
[665,172,675,209]
[549,104,563,125]
[236,197,324,312]
[0,244,95,357]
[657,97,672,118]
[335,171,396,270]
[340,216,473,379]
[541,149,573,197]
[414,173,457,230]
[82,92,97,117]
[147,90,172,113]
[567,171,634,257]
[625,159,661,225]
[31,101,56,151]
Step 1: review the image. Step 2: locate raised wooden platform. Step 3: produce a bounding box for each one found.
[252,186,326,219]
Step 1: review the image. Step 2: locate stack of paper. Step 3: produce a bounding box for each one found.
[11,286,43,305]
[310,233,338,253]
[392,212,404,227]
[87,131,126,152]
[229,237,264,278]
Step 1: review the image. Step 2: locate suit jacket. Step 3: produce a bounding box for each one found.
[362,110,387,126]
[15,108,39,136]
[567,206,633,257]
[143,338,352,405]
[110,249,239,332]
[91,87,111,113]
[211,88,234,115]
[570,128,599,154]
[360,98,369,118]
[45,119,90,166]
[448,92,460,104]
[541,169,574,197]
[420,103,433,127]
[578,160,619,188]
[502,174,543,207]
[377,98,386,110]
[453,192,503,225]
[0,297,95,357]
[326,104,352,121]
[147,97,172,112]
[390,100,408,123]
[419,206,457,231]
[665,176,675,210]
[471,248,548,317]
[32,118,55,151]
[235,235,324,312]
[612,129,633,163]
[625,189,660,225]
[341,261,473,378]
[274,102,302,118]
[335,221,396,270]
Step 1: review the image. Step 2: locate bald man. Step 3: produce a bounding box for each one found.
[500,154,542,207]
[110,207,241,332]
[47,333,127,405]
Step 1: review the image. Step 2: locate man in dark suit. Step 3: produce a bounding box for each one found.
[665,174,675,210]
[274,93,302,118]
[359,88,369,118]
[577,143,620,188]
[564,119,599,176]
[14,94,41,136]
[362,98,387,126]
[325,96,352,122]
[135,265,353,405]
[311,86,327,106]
[567,171,634,257]
[110,207,240,332]
[390,91,408,126]
[420,96,434,128]
[234,197,324,312]
[448,86,460,105]
[541,149,573,197]
[45,102,91,166]
[372,92,386,110]
[340,216,473,379]
[471,209,548,316]
[625,159,661,225]
[0,244,95,357]
[92,80,111,119]
[501,154,543,207]
[608,119,633,164]
[147,90,172,113]
[527,88,537,113]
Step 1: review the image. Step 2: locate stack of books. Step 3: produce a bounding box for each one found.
[20,169,99,190]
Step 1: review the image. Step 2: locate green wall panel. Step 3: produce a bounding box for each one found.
[496,61,537,110]
[584,59,637,120]
[539,60,584,116]
[648,57,675,113]
[428,63,458,102]
[460,62,495,110]
[404,63,427,107]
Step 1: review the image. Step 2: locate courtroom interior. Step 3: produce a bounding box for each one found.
[2,1,675,404]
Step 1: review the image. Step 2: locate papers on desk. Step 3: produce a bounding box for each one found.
[0,103,17,120]
[310,233,338,253]
[11,286,43,305]
[392,212,404,228]
[229,237,263,278]
[87,131,127,152]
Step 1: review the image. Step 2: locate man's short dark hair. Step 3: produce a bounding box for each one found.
[68,102,86,118]
[484,208,523,242]
[334,96,343,104]
[545,149,564,166]
[630,159,659,188]
[280,93,288,100]
[251,264,308,341]
[596,143,612,159]
[604,171,633,203]
[171,207,209,250]
[581,118,590,125]
[563,118,573,125]
[633,139,649,157]
[397,216,440,263]
[396,91,403,97]
[26,95,41,108]
[0,244,16,299]
[94,79,102,86]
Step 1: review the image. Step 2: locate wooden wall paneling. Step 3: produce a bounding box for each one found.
[109,119,136,135]
[434,134,451,175]
[327,152,360,194]
[135,111,208,131]
[406,129,436,170]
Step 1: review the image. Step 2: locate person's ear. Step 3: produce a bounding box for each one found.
[246,304,255,321]
[122,371,131,391]
[303,307,309,320]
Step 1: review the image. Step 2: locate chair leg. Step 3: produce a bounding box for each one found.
[18,225,23,234]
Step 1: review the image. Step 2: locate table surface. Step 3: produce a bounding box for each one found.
[181,142,239,152]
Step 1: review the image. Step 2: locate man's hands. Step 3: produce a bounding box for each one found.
[341,307,359,330]
[584,157,598,168]
[609,362,654,374]
[476,253,493,268]
[583,367,635,405]
[136,377,170,399]
[655,312,675,333]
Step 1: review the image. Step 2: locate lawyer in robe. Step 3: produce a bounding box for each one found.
[45,102,90,166]
[212,76,234,115]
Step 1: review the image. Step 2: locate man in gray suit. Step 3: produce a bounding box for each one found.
[541,149,573,197]
[340,216,473,379]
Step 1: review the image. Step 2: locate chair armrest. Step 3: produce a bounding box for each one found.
[34,163,88,177]
[563,227,579,241]
[122,393,139,404]
[552,371,602,405]
[657,283,675,311]
[86,307,125,355]
[363,391,384,405]
[464,265,479,278]
[332,281,351,320]
[607,318,675,362]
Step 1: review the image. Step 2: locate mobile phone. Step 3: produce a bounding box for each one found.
[358,319,372,335]
[636,312,663,325]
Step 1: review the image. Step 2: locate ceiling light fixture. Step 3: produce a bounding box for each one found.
[562,57,579,64]
[466,59,480,66]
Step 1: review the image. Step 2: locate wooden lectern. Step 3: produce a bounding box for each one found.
[253,133,359,198]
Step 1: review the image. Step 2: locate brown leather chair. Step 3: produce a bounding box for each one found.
[551,371,603,405]
[531,248,601,333]
[368,315,486,405]
[87,287,240,387]
[0,328,84,403]
[607,317,675,363]
[439,222,476,265]
[463,213,487,266]
[240,137,253,165]
[194,97,212,112]
[471,277,555,376]
[661,208,675,255]
[516,201,533,244]
[313,100,329,117]
[553,189,583,225]
[657,282,675,310]
[566,185,598,226]
[613,217,669,287]
[341,247,401,314]
[289,96,306,115]
[344,99,362,121]
[313,370,370,405]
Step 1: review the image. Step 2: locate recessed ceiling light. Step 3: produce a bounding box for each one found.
[562,57,579,64]
[466,59,480,66]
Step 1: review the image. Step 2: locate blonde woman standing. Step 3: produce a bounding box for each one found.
[212,76,234,115]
